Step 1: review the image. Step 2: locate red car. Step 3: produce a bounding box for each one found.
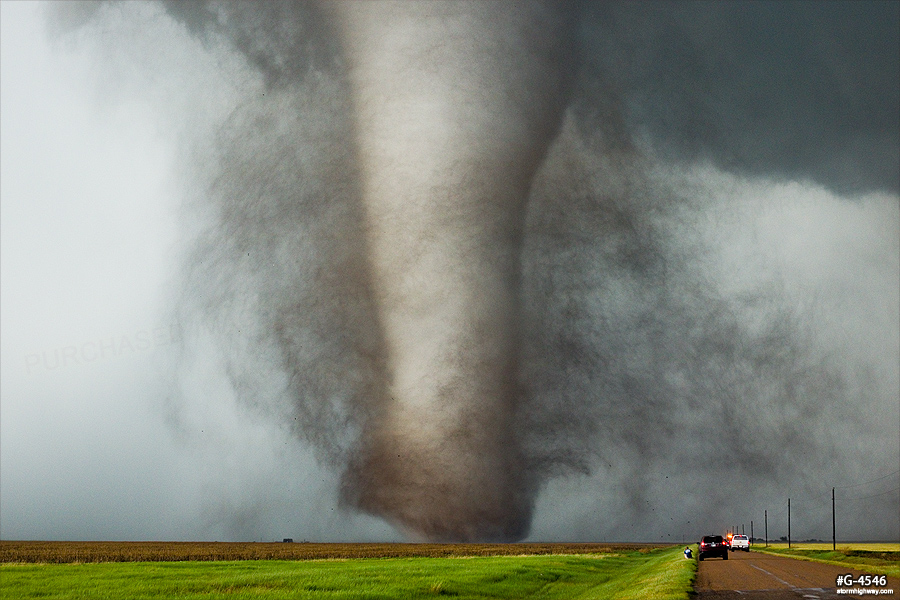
[699,535,729,560]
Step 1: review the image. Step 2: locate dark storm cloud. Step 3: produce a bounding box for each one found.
[576,0,900,195]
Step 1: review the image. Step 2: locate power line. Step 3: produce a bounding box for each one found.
[787,470,900,504]
[834,470,900,490]
[844,486,900,502]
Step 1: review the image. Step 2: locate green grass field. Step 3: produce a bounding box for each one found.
[0,546,695,600]
[753,543,899,579]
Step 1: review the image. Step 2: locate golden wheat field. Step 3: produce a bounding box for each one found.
[763,542,900,552]
[0,541,664,564]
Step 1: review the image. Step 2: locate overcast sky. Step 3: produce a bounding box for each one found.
[1,1,898,543]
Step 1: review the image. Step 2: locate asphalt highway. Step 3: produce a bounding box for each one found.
[694,548,898,600]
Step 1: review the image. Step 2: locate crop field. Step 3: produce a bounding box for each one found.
[0,541,661,563]
[0,543,695,600]
[753,543,899,579]
[759,542,899,552]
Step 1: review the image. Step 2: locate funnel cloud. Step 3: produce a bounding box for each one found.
[40,0,900,542]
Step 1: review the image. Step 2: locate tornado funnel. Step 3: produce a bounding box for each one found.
[327,1,575,541]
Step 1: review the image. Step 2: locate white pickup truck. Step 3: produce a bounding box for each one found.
[730,534,750,551]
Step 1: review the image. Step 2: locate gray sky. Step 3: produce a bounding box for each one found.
[1,1,898,543]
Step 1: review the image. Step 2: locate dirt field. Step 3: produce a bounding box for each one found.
[0,540,665,563]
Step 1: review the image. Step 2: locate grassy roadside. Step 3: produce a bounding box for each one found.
[0,546,696,600]
[595,545,696,600]
[752,543,899,579]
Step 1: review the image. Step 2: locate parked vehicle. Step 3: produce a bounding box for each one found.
[730,534,750,551]
[699,535,729,560]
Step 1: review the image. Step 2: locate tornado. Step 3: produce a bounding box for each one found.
[324,1,575,541]
[42,0,900,544]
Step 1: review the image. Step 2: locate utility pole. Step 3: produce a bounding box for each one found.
[765,510,768,547]
[788,498,791,548]
[751,521,754,546]
[832,487,836,551]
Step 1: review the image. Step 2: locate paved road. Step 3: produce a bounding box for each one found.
[694,548,898,600]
